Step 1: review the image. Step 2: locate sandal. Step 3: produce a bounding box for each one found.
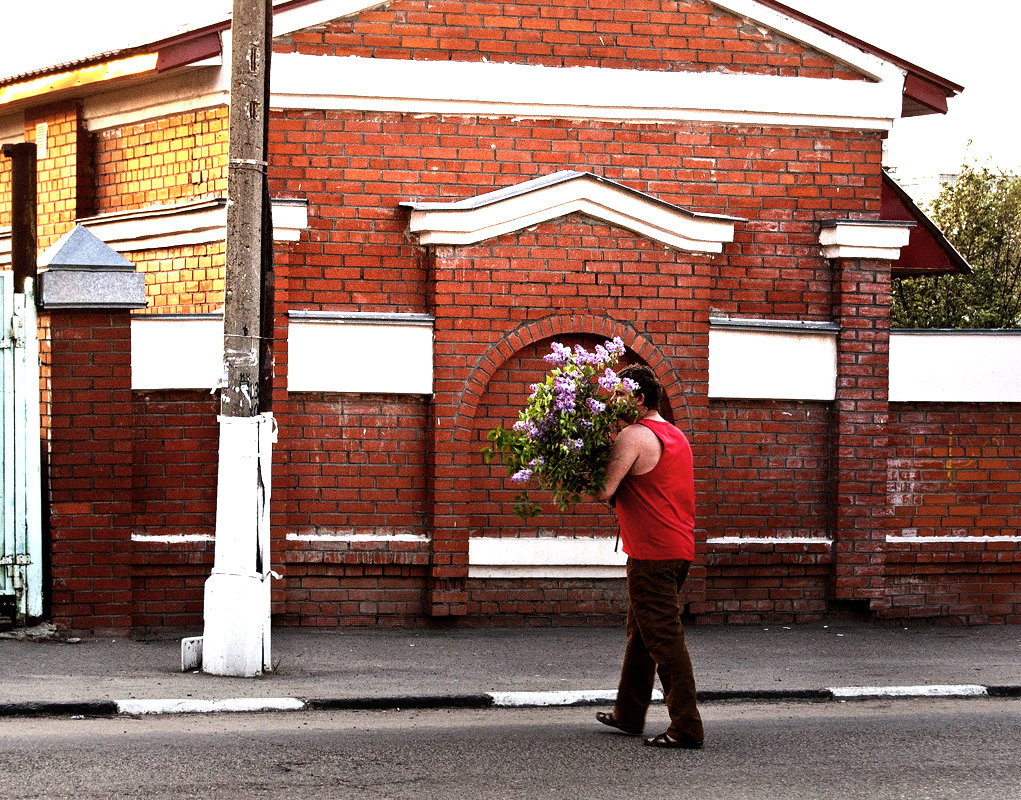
[595,711,642,736]
[644,732,704,750]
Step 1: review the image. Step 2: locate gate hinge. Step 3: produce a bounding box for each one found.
[0,555,31,566]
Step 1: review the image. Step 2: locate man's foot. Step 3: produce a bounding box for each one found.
[644,732,704,749]
[595,711,642,736]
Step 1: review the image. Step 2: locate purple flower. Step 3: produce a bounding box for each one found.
[513,420,540,439]
[592,344,610,366]
[511,468,533,483]
[553,375,577,413]
[606,336,625,355]
[587,397,606,414]
[621,378,639,393]
[543,342,571,365]
[579,419,594,430]
[567,438,584,453]
[598,368,620,391]
[528,457,545,467]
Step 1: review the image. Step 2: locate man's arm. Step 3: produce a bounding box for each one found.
[595,425,643,503]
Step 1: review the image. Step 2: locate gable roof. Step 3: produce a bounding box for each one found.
[0,0,961,119]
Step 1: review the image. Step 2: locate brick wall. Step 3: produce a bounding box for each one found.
[130,242,226,314]
[93,108,228,214]
[273,0,866,80]
[885,404,1021,623]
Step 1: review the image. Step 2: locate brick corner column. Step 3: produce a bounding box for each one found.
[821,220,912,612]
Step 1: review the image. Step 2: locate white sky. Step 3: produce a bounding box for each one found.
[2,1,1018,185]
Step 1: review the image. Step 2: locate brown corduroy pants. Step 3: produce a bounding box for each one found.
[612,558,704,743]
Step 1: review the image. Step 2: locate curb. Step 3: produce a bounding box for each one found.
[3,685,1018,718]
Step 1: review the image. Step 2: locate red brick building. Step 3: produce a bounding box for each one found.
[1,0,1018,634]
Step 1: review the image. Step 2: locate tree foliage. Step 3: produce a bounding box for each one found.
[891,163,1021,329]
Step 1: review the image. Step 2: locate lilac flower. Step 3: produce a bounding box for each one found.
[543,342,572,365]
[567,438,584,453]
[511,468,533,483]
[574,344,602,366]
[587,397,606,414]
[621,378,639,393]
[579,419,594,430]
[528,457,545,467]
[606,336,625,355]
[513,420,540,439]
[553,375,577,413]
[598,368,621,391]
[593,344,610,366]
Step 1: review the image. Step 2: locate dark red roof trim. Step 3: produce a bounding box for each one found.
[882,171,971,277]
[754,0,963,116]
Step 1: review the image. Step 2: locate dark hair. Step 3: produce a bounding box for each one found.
[618,364,660,410]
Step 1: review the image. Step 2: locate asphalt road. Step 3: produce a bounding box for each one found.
[3,699,1019,800]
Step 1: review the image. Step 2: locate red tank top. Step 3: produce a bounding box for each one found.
[615,419,695,561]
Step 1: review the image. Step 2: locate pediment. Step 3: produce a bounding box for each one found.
[401,171,740,254]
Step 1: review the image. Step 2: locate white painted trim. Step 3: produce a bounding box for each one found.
[271,54,902,131]
[273,0,384,37]
[819,221,913,260]
[708,327,837,400]
[707,537,833,546]
[711,0,904,84]
[131,315,223,391]
[286,532,429,542]
[287,318,434,394]
[3,198,307,268]
[81,64,228,132]
[131,533,215,543]
[829,685,987,699]
[407,174,737,253]
[468,536,627,579]
[887,535,1021,544]
[889,332,1021,402]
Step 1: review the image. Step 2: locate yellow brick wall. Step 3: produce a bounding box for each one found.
[94,108,228,213]
[0,155,10,229]
[25,104,82,251]
[130,241,226,315]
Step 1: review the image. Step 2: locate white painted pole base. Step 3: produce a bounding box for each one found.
[201,572,271,677]
[198,413,276,677]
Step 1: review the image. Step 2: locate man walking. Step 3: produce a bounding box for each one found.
[594,364,704,749]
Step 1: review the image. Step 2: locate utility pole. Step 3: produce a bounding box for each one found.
[189,0,277,677]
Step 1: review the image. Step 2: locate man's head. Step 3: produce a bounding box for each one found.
[618,364,660,411]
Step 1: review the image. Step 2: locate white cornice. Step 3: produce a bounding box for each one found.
[0,197,308,267]
[270,54,903,130]
[819,220,914,260]
[403,171,739,253]
[82,64,228,131]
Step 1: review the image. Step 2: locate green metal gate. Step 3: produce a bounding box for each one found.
[1,272,42,624]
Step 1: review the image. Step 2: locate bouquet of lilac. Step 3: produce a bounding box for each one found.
[483,337,640,519]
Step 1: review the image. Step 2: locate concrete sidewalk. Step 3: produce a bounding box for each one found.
[2,622,1019,716]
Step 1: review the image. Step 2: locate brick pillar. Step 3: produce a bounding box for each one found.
[40,225,147,634]
[821,221,912,611]
[46,310,136,634]
[425,247,471,616]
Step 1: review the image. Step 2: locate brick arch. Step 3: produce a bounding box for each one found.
[450,313,690,441]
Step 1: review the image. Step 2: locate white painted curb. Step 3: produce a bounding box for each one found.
[116,698,306,715]
[489,689,663,707]
[829,684,989,699]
